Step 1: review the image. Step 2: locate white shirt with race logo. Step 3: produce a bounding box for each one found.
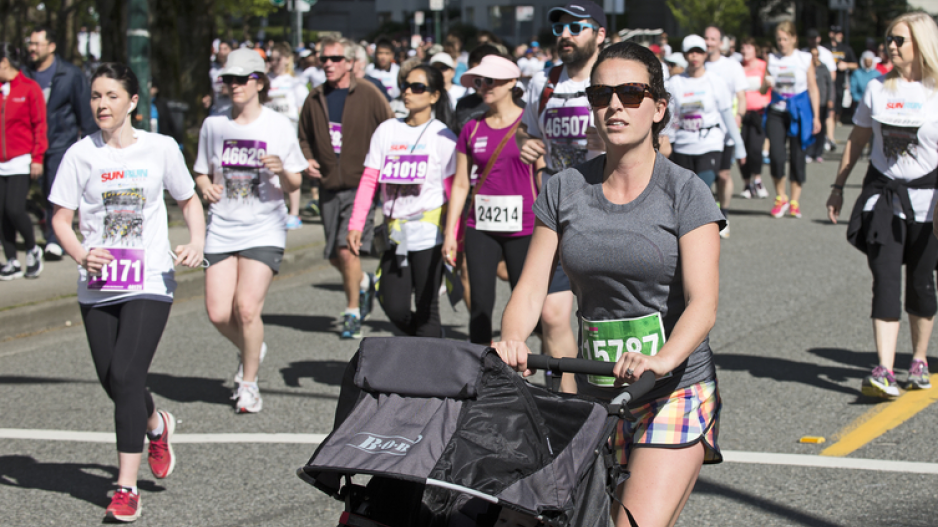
[49,131,195,306]
[767,50,812,111]
[522,67,593,174]
[666,72,731,156]
[302,66,326,89]
[265,73,310,130]
[854,77,938,222]
[363,118,457,252]
[194,108,308,253]
[365,62,401,99]
[704,55,747,145]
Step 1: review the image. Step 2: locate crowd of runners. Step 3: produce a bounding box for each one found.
[3,1,938,524]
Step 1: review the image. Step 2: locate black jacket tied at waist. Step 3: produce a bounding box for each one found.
[846,165,938,254]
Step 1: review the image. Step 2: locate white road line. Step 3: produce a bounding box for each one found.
[2,428,937,476]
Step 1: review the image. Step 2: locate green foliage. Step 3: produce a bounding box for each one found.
[215,0,277,18]
[667,0,750,37]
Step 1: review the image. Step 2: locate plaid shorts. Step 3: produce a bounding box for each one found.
[613,380,722,466]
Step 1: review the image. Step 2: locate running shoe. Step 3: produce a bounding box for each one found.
[233,342,267,388]
[0,260,23,280]
[105,488,141,523]
[44,241,63,260]
[340,312,362,339]
[25,246,43,279]
[770,196,790,218]
[304,199,320,216]
[286,214,303,230]
[824,139,832,152]
[789,200,802,219]
[719,222,730,239]
[862,365,900,398]
[754,179,769,198]
[815,156,825,163]
[360,272,376,321]
[147,410,175,479]
[805,156,813,164]
[740,183,753,199]
[235,384,263,413]
[762,152,771,165]
[907,359,932,390]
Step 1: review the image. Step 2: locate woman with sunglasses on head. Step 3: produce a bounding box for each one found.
[662,35,746,193]
[495,42,724,527]
[764,21,821,219]
[194,48,307,414]
[347,65,456,337]
[442,55,535,345]
[49,63,205,523]
[266,41,310,230]
[827,12,938,398]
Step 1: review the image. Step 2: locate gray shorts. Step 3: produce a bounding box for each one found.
[321,187,375,260]
[204,246,284,274]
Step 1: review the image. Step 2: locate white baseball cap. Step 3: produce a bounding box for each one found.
[219,48,266,76]
[664,52,687,68]
[429,52,455,69]
[682,35,707,54]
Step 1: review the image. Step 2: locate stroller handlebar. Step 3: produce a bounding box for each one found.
[524,354,656,405]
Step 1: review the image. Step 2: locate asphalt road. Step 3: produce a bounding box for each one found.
[2,128,938,526]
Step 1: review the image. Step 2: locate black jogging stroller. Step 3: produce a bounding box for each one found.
[297,337,655,527]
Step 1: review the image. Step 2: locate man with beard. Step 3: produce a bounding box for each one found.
[515,0,606,394]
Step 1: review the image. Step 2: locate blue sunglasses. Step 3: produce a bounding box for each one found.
[552,22,599,37]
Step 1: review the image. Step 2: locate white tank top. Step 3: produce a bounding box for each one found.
[767,50,811,111]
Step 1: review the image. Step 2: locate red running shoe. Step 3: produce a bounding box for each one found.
[105,489,141,522]
[147,410,176,479]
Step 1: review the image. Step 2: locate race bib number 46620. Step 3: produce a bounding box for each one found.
[474,194,523,232]
[581,313,667,386]
[88,248,145,292]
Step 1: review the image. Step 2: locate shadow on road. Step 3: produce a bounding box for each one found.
[0,455,163,509]
[694,476,842,526]
[281,360,346,387]
[311,283,345,292]
[714,353,864,396]
[0,376,95,385]
[263,314,337,333]
[146,373,232,405]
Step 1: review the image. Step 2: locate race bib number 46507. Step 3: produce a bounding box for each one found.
[581,313,667,386]
[543,106,590,141]
[88,248,145,292]
[474,194,523,232]
[380,154,429,184]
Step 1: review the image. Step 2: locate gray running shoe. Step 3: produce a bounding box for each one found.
[341,313,362,339]
[862,365,900,398]
[0,260,23,280]
[25,246,43,279]
[907,359,931,390]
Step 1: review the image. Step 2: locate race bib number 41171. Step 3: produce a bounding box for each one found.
[88,248,145,292]
[581,313,667,386]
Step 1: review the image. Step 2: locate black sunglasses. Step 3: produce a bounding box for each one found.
[585,83,655,109]
[886,35,907,47]
[401,82,430,95]
[221,73,260,85]
[320,55,346,63]
[473,77,497,89]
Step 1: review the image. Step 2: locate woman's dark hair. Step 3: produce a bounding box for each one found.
[91,62,141,100]
[590,42,671,150]
[406,64,453,129]
[0,43,22,71]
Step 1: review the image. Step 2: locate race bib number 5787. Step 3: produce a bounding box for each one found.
[581,313,667,386]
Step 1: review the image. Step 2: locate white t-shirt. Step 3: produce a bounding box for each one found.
[854,77,938,222]
[265,73,310,130]
[365,62,401,99]
[518,57,544,78]
[49,131,196,306]
[447,84,468,109]
[767,51,812,111]
[666,72,731,156]
[813,46,837,78]
[0,153,31,176]
[522,67,593,172]
[210,62,225,99]
[363,118,457,252]
[302,66,326,89]
[705,55,747,145]
[194,108,308,253]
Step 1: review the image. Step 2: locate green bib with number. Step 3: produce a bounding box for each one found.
[580,313,667,386]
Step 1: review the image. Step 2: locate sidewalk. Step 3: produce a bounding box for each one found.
[0,203,329,342]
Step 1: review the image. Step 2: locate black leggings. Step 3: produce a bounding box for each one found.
[740,110,766,180]
[376,244,444,337]
[866,219,938,320]
[805,106,829,159]
[80,299,172,453]
[0,174,37,260]
[766,110,806,184]
[464,228,530,344]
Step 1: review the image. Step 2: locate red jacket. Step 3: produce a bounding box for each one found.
[1,72,47,164]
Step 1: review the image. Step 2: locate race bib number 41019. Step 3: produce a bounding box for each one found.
[88,248,145,292]
[581,313,667,386]
[380,154,429,184]
[474,194,523,232]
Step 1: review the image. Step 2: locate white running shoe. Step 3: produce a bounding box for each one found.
[25,246,43,279]
[719,223,730,239]
[44,242,63,260]
[235,384,263,413]
[233,342,267,391]
[0,260,23,280]
[754,179,769,198]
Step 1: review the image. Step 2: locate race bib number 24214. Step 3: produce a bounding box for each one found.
[474,194,523,232]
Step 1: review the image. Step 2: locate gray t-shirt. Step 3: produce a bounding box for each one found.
[533,153,725,404]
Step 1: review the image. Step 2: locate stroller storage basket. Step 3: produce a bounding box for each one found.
[298,337,654,527]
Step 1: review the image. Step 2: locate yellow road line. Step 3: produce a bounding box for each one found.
[821,374,938,457]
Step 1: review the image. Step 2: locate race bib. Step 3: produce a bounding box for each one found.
[380,154,429,184]
[474,194,523,232]
[88,248,145,292]
[329,122,342,154]
[679,101,704,132]
[543,106,590,141]
[221,139,266,201]
[581,313,667,386]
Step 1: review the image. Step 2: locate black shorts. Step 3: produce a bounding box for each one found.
[547,263,572,294]
[670,151,721,188]
[321,187,375,260]
[205,246,284,274]
[719,143,734,171]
